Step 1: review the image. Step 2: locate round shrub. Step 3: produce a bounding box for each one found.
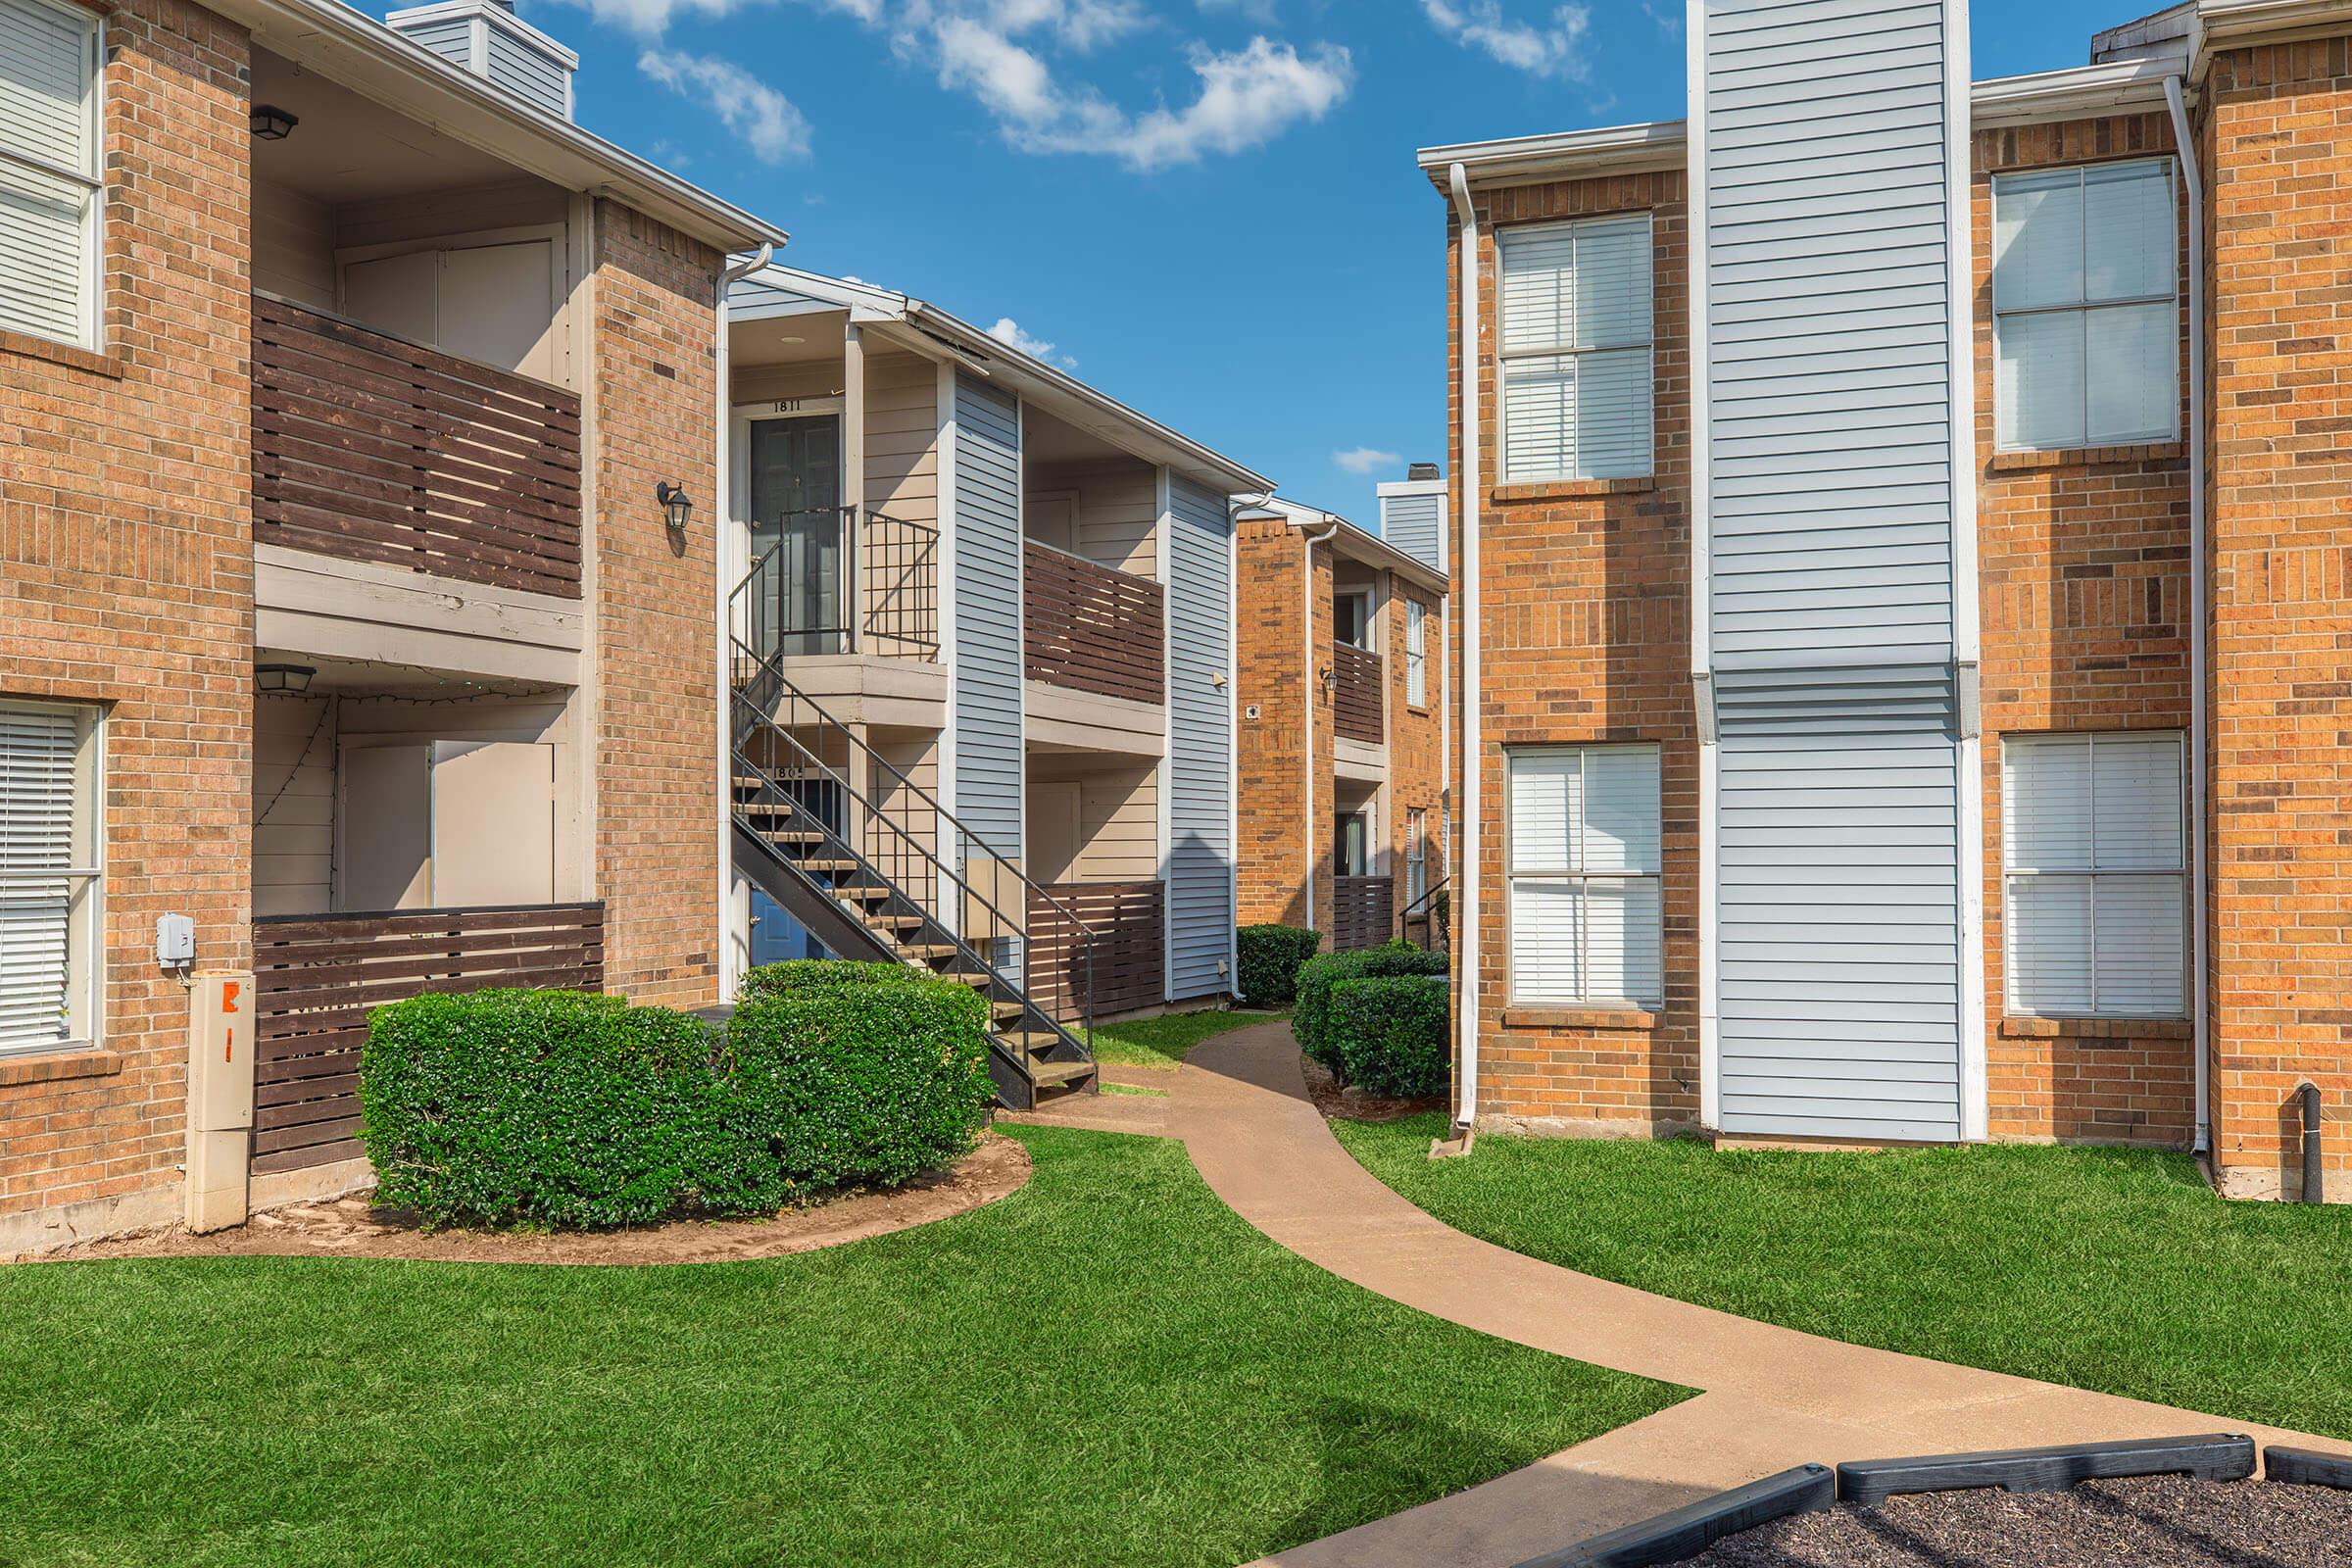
[1329,974,1449,1099]
[1237,924,1322,1008]
[713,967,996,1203]
[1294,940,1449,1079]
[361,989,720,1230]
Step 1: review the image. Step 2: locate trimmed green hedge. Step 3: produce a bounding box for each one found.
[360,963,995,1230]
[1237,924,1322,1009]
[1294,941,1449,1081]
[1329,975,1449,1099]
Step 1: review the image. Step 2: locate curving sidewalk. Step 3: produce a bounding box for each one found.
[1171,1020,2351,1568]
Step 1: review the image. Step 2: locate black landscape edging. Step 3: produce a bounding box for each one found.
[2266,1446,2352,1490]
[1836,1433,2256,1506]
[1513,1463,1836,1568]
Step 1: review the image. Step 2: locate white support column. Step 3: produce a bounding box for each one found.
[843,322,867,656]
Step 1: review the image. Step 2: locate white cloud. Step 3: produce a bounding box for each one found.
[987,316,1078,369]
[638,51,812,162]
[934,22,1348,169]
[1641,0,1680,36]
[1333,446,1401,475]
[1421,0,1592,80]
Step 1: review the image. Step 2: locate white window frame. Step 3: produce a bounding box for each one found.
[1404,598,1428,708]
[0,700,104,1054]
[1505,744,1662,1008]
[1406,807,1428,904]
[2000,731,2188,1020]
[0,0,104,353]
[1495,213,1655,485]
[1990,158,2180,454]
[1333,588,1373,651]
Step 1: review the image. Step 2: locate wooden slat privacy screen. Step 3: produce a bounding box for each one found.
[1025,880,1165,1022]
[251,293,585,599]
[248,902,605,1174]
[1333,876,1395,953]
[1333,642,1385,745]
[1023,543,1167,706]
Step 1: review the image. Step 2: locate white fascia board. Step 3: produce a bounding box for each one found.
[1375,478,1447,499]
[1971,56,2189,126]
[211,0,784,252]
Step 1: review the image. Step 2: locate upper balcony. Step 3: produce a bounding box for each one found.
[1024,541,1165,706]
[1333,640,1385,746]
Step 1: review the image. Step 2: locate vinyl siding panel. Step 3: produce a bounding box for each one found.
[1380,490,1446,572]
[951,375,1024,859]
[1166,475,1234,999]
[393,15,471,69]
[484,24,570,118]
[1699,0,1966,1142]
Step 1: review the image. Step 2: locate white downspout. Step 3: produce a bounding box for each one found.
[1448,162,1483,1133]
[714,241,773,1004]
[2165,74,2212,1155]
[1301,510,1341,938]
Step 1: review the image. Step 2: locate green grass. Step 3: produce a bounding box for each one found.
[1335,1114,2352,1442]
[0,1126,1681,1568]
[1087,1008,1283,1071]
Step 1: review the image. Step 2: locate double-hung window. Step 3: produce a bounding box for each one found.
[1404,598,1428,708]
[1992,160,2178,452]
[1496,214,1653,484]
[2002,732,2186,1018]
[0,702,101,1054]
[0,0,103,351]
[1507,746,1661,1007]
[1406,808,1428,905]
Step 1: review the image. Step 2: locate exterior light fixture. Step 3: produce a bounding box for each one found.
[657,481,693,533]
[249,105,299,140]
[256,662,316,694]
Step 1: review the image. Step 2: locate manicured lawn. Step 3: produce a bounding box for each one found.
[1336,1114,2352,1442]
[1088,1007,1282,1070]
[0,1126,1681,1568]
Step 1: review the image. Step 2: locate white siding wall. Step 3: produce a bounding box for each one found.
[950,375,1025,858]
[1165,475,1235,1000]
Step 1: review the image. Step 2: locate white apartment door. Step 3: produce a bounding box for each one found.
[341,238,561,381]
[429,741,556,907]
[340,744,432,911]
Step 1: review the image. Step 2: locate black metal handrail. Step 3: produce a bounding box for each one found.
[729,628,1101,1056]
[739,506,939,663]
[1401,874,1451,953]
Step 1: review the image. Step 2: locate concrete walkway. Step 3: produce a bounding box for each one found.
[1171,1020,2349,1568]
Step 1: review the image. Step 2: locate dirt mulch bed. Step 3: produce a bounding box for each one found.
[1688,1475,2352,1567]
[30,1133,1030,1268]
[1298,1054,1445,1124]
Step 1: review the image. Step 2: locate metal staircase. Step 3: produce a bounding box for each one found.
[727,548,1100,1109]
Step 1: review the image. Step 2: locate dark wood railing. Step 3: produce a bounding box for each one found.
[251,292,585,599]
[1024,542,1166,705]
[1333,876,1395,953]
[249,902,605,1173]
[1333,642,1385,744]
[1026,880,1164,1022]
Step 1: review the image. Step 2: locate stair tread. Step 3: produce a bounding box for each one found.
[1029,1061,1097,1088]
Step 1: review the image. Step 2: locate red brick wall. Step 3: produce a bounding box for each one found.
[1385,576,1445,934]
[0,0,255,1239]
[1235,518,1334,938]
[1972,114,2199,1149]
[2204,37,2352,1200]
[1447,171,1702,1135]
[589,204,722,1006]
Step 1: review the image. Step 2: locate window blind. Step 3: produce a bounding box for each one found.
[1508,746,1661,1007]
[1497,215,1653,483]
[1405,599,1427,707]
[0,705,79,1050]
[0,0,99,349]
[2001,732,2185,1017]
[1992,160,2177,452]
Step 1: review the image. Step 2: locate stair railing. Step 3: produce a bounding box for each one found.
[1400,875,1452,953]
[728,630,1101,1057]
[735,509,941,665]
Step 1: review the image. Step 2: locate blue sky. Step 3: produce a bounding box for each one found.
[514,0,2138,525]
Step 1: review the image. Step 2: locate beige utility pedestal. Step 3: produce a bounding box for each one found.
[186,971,257,1233]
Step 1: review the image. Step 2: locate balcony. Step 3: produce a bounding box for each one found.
[1024,542,1166,706]
[251,293,584,600]
[1333,642,1385,745]
[249,902,606,1173]
[1333,876,1395,953]
[740,506,941,665]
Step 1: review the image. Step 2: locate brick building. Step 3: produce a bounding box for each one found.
[0,0,780,1253]
[1235,497,1448,954]
[1426,0,2352,1199]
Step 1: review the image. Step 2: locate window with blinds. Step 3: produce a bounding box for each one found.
[1507,745,1661,1007]
[1406,808,1427,904]
[1404,598,1427,708]
[1992,160,2178,452]
[0,0,101,350]
[0,703,96,1053]
[2002,732,2186,1018]
[1496,215,1653,484]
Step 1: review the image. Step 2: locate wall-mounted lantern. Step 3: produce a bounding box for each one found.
[657,481,693,535]
[250,105,299,140]
[256,662,316,694]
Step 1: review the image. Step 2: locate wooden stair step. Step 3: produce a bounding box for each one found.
[736,799,797,818]
[862,910,927,932]
[899,944,958,961]
[995,1028,1063,1056]
[797,858,858,873]
[1028,1060,1097,1089]
[991,1000,1026,1022]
